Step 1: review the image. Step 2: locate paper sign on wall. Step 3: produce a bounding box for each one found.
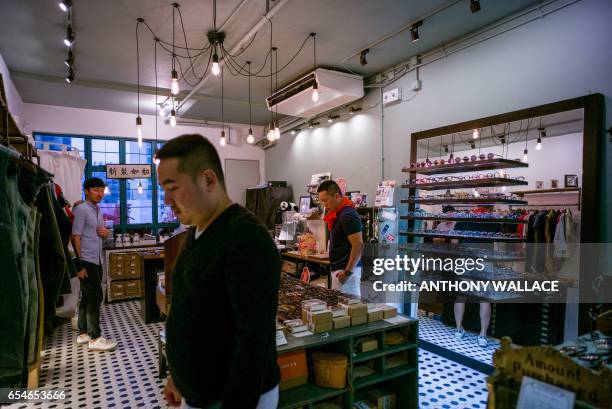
[375,180,396,207]
[106,164,152,179]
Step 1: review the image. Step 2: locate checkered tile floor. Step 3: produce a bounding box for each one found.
[7,301,488,409]
[418,311,499,366]
[418,349,488,408]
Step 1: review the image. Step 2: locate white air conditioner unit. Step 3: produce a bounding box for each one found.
[266,68,363,118]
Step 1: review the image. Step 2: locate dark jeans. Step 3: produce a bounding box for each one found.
[78,261,103,339]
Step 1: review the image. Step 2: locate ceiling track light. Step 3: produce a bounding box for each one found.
[410,21,422,43]
[64,25,75,47]
[470,0,481,13]
[349,106,362,115]
[360,49,369,66]
[59,0,72,12]
[65,68,75,83]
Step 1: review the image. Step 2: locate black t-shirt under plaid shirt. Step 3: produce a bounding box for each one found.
[165,204,281,408]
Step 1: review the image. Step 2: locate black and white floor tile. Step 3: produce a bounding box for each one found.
[418,312,499,365]
[8,301,488,409]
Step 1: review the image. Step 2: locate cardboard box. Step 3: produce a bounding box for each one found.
[307,310,333,324]
[277,349,308,391]
[346,303,367,317]
[366,389,397,409]
[367,309,384,323]
[357,338,378,353]
[382,306,397,319]
[285,319,308,334]
[308,321,333,334]
[333,316,351,330]
[351,315,367,326]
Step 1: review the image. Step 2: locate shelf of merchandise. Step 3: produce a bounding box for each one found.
[513,187,581,195]
[399,243,526,262]
[401,177,527,190]
[401,198,528,205]
[399,231,526,243]
[402,158,528,175]
[399,215,527,224]
[278,318,418,409]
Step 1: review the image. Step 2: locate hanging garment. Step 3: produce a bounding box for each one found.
[38,150,86,206]
[0,146,48,388]
[553,212,568,258]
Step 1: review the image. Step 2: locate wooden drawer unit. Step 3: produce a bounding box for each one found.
[108,253,127,279]
[124,280,141,298]
[123,253,141,279]
[110,281,125,299]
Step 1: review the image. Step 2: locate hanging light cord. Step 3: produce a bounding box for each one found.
[136,22,141,118]
[221,66,224,128]
[247,61,252,129]
[154,38,158,146]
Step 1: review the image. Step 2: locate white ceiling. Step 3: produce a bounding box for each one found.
[0,0,540,125]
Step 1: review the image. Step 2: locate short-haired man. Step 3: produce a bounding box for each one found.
[157,134,280,409]
[318,180,364,296]
[72,177,117,351]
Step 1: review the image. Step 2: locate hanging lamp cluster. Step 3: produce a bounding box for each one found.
[134,0,319,147]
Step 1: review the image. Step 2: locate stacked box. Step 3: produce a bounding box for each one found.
[332,316,351,330]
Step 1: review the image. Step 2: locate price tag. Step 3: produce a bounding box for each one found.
[517,376,575,409]
[275,330,288,346]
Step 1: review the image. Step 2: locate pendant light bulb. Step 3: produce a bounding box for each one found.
[159,105,166,117]
[523,149,529,163]
[170,70,179,95]
[137,182,143,195]
[104,186,110,195]
[267,126,275,142]
[211,53,220,76]
[472,129,479,139]
[536,138,542,150]
[136,116,143,147]
[170,109,177,127]
[59,0,72,12]
[312,82,319,102]
[220,131,226,147]
[246,128,255,144]
[63,25,75,47]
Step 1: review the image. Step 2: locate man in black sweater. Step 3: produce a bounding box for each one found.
[156,134,280,409]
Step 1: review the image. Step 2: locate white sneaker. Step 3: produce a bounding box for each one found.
[478,336,488,347]
[76,334,91,345]
[455,329,465,341]
[88,337,118,351]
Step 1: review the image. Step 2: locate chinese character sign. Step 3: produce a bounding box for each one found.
[106,164,153,179]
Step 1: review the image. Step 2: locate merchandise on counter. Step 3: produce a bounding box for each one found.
[352,315,368,326]
[284,319,308,334]
[353,365,376,380]
[302,299,328,312]
[338,295,361,305]
[277,349,308,391]
[308,321,333,334]
[353,400,377,409]
[346,303,368,317]
[355,337,378,353]
[367,308,384,323]
[385,331,406,346]
[366,389,397,409]
[307,310,333,324]
[312,352,348,389]
[333,316,351,330]
[381,306,397,319]
[330,305,348,318]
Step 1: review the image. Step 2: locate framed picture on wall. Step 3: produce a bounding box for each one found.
[565,174,579,188]
[536,181,544,189]
[551,179,559,189]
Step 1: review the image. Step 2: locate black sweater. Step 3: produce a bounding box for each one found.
[166,204,281,408]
